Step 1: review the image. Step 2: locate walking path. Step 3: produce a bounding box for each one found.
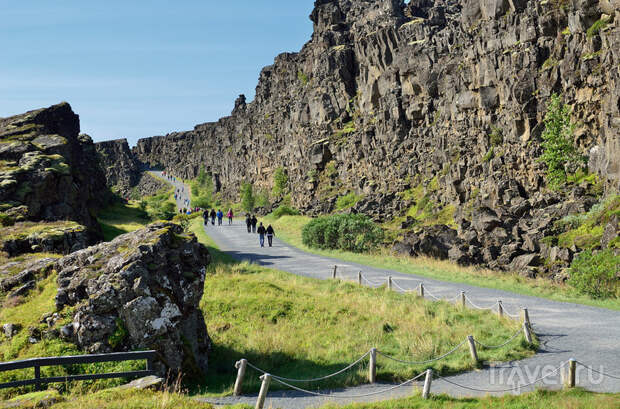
[151,171,620,408]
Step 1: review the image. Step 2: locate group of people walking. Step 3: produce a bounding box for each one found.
[203,208,234,226]
[246,215,275,247]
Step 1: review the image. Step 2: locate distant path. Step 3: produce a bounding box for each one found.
[151,171,620,408]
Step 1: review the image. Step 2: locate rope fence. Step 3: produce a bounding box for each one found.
[240,265,547,408]
[244,355,619,408]
[332,266,529,326]
[235,324,534,408]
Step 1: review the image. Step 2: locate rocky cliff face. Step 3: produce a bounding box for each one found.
[0,103,108,238]
[55,222,211,376]
[94,139,140,197]
[131,0,619,276]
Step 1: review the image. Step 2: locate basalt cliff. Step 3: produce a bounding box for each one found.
[131,0,617,277]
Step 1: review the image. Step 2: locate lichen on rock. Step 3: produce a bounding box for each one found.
[54,222,211,376]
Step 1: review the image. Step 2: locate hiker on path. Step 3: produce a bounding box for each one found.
[203,210,209,226]
[227,209,234,225]
[210,209,216,225]
[217,209,224,225]
[245,214,252,233]
[257,222,266,247]
[266,225,275,247]
[251,215,258,233]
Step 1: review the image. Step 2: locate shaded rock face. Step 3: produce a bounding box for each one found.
[94,139,140,197]
[54,222,211,376]
[125,0,619,276]
[0,221,89,257]
[0,103,108,239]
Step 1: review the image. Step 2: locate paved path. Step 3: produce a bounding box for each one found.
[151,171,620,408]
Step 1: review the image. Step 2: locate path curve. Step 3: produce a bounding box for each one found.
[151,171,620,408]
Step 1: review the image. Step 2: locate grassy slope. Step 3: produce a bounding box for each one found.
[189,219,534,396]
[96,201,150,241]
[263,214,620,311]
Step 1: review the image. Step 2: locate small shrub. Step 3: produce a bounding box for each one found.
[586,17,609,39]
[302,214,384,253]
[255,189,270,208]
[297,70,309,85]
[538,94,586,189]
[240,182,255,213]
[482,147,495,162]
[272,167,288,197]
[272,205,300,219]
[336,192,361,210]
[569,249,619,299]
[490,126,504,146]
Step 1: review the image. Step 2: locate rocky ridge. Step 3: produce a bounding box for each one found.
[54,222,211,376]
[0,102,108,239]
[129,0,619,278]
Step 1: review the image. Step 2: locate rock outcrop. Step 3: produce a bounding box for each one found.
[127,0,619,277]
[0,102,108,239]
[54,222,211,376]
[94,139,140,197]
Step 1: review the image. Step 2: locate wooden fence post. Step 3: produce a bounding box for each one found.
[369,348,377,383]
[419,283,425,298]
[567,359,576,388]
[497,300,504,318]
[255,374,271,409]
[523,321,533,344]
[388,276,393,291]
[460,291,466,308]
[332,265,337,279]
[233,359,247,396]
[521,308,531,327]
[358,271,362,286]
[422,368,433,399]
[467,335,478,364]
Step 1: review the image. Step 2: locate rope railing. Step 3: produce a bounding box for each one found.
[376,339,468,365]
[269,370,427,399]
[249,358,617,408]
[473,327,523,349]
[243,350,371,383]
[576,361,620,380]
[464,295,497,310]
[436,361,568,393]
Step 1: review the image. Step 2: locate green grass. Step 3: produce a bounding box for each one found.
[317,388,620,409]
[189,220,533,397]
[96,201,150,241]
[262,215,620,311]
[0,274,143,399]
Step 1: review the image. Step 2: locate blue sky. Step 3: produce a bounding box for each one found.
[0,1,314,145]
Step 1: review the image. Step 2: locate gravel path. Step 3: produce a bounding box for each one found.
[151,171,620,408]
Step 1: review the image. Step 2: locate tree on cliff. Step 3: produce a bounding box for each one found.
[240,182,255,213]
[539,94,586,189]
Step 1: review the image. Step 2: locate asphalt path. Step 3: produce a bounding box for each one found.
[151,171,620,408]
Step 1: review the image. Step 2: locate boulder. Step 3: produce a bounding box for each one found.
[54,222,211,376]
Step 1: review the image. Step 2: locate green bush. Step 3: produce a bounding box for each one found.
[272,205,300,219]
[240,182,255,213]
[272,167,288,197]
[569,249,619,299]
[255,189,270,208]
[191,166,214,208]
[336,192,361,210]
[302,214,384,253]
[539,94,586,189]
